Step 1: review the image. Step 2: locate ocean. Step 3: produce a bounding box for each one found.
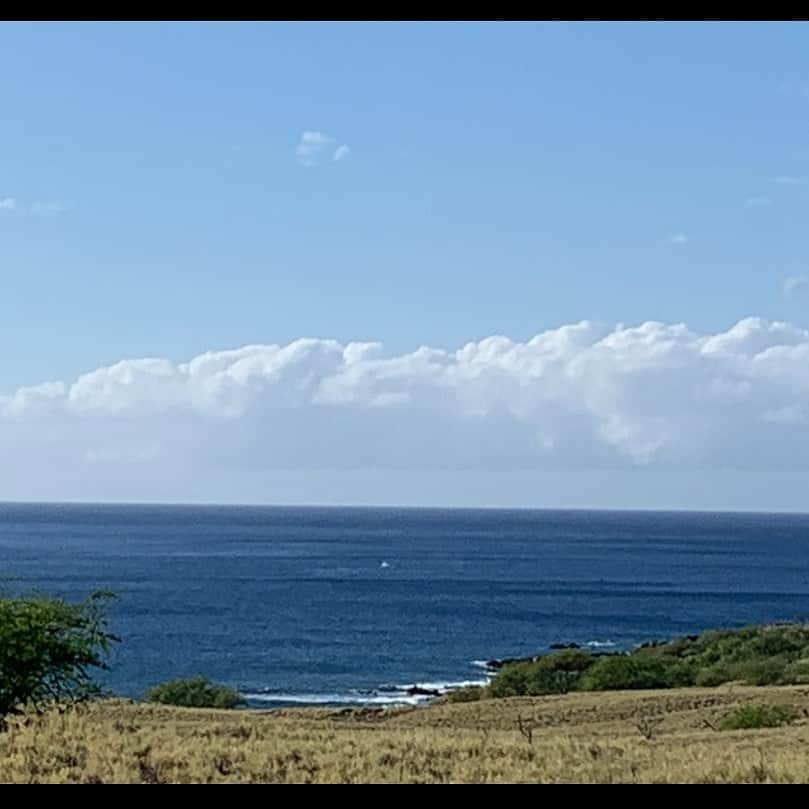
[1,503,808,706]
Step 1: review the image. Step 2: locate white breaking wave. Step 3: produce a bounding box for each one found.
[243,675,490,708]
[392,679,488,691]
[585,640,617,648]
[243,692,431,707]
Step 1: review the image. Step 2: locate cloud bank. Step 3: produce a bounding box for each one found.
[6,317,809,501]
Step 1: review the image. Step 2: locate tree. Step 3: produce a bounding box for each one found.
[0,591,119,723]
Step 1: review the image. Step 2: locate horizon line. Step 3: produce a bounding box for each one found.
[1,499,808,517]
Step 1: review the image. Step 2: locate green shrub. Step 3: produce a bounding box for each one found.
[488,650,595,698]
[523,650,594,695]
[783,658,809,684]
[718,703,796,731]
[652,658,695,687]
[487,662,532,698]
[0,591,118,720]
[146,676,244,709]
[579,655,675,691]
[732,657,788,686]
[694,664,732,687]
[445,686,483,703]
[485,624,809,699]
[745,626,807,658]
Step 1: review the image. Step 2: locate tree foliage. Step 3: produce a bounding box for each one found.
[0,591,118,720]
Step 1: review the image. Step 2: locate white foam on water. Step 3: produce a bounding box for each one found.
[393,679,488,692]
[243,691,429,706]
[585,640,617,648]
[244,673,490,708]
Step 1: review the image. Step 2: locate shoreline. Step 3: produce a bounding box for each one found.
[236,640,624,709]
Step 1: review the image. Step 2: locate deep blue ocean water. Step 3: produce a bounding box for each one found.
[2,504,809,706]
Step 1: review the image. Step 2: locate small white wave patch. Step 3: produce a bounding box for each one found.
[243,691,431,707]
[243,672,490,708]
[392,679,488,692]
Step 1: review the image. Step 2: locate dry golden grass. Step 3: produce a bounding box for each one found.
[3,685,809,782]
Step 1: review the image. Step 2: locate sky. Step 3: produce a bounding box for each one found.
[3,21,809,510]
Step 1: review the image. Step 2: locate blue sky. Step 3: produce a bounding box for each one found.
[3,22,809,508]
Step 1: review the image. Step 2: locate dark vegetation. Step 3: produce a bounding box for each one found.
[444,685,484,703]
[0,592,244,724]
[718,703,797,731]
[0,591,118,722]
[145,676,245,709]
[488,624,809,698]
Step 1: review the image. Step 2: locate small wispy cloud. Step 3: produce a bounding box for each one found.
[746,195,772,207]
[773,175,807,186]
[0,197,16,210]
[30,201,70,215]
[295,131,350,167]
[667,233,688,245]
[783,276,809,298]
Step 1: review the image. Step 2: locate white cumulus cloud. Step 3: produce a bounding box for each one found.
[6,317,809,483]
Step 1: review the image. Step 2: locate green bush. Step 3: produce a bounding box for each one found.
[523,650,595,695]
[487,661,533,698]
[488,650,596,698]
[694,664,731,687]
[783,658,809,684]
[146,676,245,709]
[719,703,796,731]
[486,624,809,699]
[732,657,788,686]
[579,655,675,691]
[0,591,118,720]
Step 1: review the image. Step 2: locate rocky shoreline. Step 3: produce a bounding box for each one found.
[483,641,622,671]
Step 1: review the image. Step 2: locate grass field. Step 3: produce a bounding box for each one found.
[3,684,809,782]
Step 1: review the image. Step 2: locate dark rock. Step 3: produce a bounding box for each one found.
[403,686,442,697]
[484,656,538,670]
[379,683,443,697]
[549,642,581,650]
